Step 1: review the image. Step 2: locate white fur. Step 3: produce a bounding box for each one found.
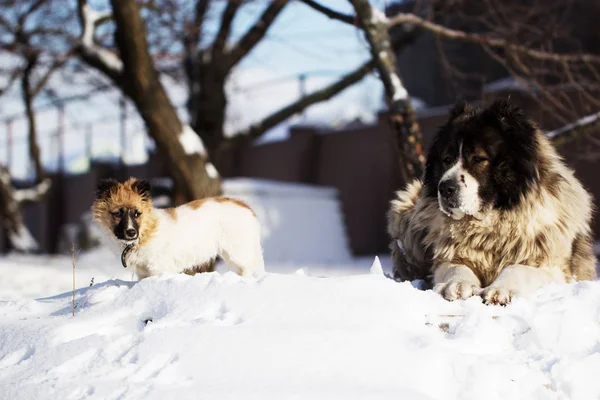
[481,264,566,304]
[433,263,482,301]
[109,200,265,280]
[438,144,481,220]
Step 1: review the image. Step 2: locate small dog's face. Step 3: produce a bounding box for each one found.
[423,100,540,220]
[108,205,142,242]
[92,178,153,245]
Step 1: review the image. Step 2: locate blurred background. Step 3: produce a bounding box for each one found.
[1,0,599,277]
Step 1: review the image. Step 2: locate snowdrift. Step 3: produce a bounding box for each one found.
[223,178,353,264]
[1,265,599,400]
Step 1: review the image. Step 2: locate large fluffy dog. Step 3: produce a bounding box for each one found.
[92,178,265,280]
[388,100,597,305]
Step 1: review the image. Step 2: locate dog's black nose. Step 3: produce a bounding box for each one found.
[439,180,458,199]
[125,229,137,238]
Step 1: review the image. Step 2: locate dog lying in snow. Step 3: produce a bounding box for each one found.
[387,100,596,305]
[92,177,265,280]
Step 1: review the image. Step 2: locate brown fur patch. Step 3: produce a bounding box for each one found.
[215,197,256,216]
[187,199,208,210]
[91,177,158,247]
[185,196,256,216]
[183,259,216,275]
[165,207,177,220]
[570,232,597,281]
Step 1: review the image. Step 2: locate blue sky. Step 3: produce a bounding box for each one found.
[0,0,390,179]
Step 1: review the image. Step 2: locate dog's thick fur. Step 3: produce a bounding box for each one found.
[388,100,597,305]
[92,177,265,280]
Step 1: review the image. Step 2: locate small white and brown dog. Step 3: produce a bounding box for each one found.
[92,177,265,280]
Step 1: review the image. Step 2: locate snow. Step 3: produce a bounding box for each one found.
[223,178,353,264]
[178,125,207,156]
[369,255,383,275]
[0,251,600,399]
[370,7,389,24]
[0,249,132,299]
[205,161,219,179]
[390,73,409,101]
[484,77,525,93]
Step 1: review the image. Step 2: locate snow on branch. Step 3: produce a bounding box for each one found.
[178,125,220,179]
[352,2,409,109]
[76,0,123,81]
[349,0,425,181]
[370,7,388,24]
[547,112,600,144]
[13,178,51,203]
[387,13,600,65]
[179,124,208,156]
[9,224,39,253]
[0,166,46,252]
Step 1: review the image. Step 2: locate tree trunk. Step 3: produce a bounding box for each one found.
[109,0,220,202]
[191,65,228,158]
[22,55,45,182]
[350,0,425,183]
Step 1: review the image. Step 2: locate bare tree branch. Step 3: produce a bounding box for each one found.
[20,0,47,22]
[212,0,242,57]
[13,179,52,203]
[185,0,210,54]
[227,0,287,66]
[0,68,22,96]
[388,12,600,65]
[95,12,113,27]
[298,0,355,25]
[224,59,375,148]
[184,0,210,89]
[21,53,45,182]
[31,54,71,97]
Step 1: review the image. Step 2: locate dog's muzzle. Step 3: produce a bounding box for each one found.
[438,179,460,210]
[124,229,138,241]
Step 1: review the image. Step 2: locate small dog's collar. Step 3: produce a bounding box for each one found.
[121,244,134,268]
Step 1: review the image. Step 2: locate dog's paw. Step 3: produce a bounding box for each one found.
[434,281,481,301]
[481,286,513,306]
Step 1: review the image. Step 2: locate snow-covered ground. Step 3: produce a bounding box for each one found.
[0,248,600,400]
[0,247,391,301]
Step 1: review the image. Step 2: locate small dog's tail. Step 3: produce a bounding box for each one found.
[387,179,432,284]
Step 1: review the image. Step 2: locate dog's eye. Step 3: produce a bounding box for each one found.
[472,156,488,164]
[134,211,141,218]
[443,156,453,165]
[111,210,123,218]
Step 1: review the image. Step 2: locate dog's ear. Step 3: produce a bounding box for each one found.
[96,178,118,200]
[131,179,152,201]
[448,100,473,122]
